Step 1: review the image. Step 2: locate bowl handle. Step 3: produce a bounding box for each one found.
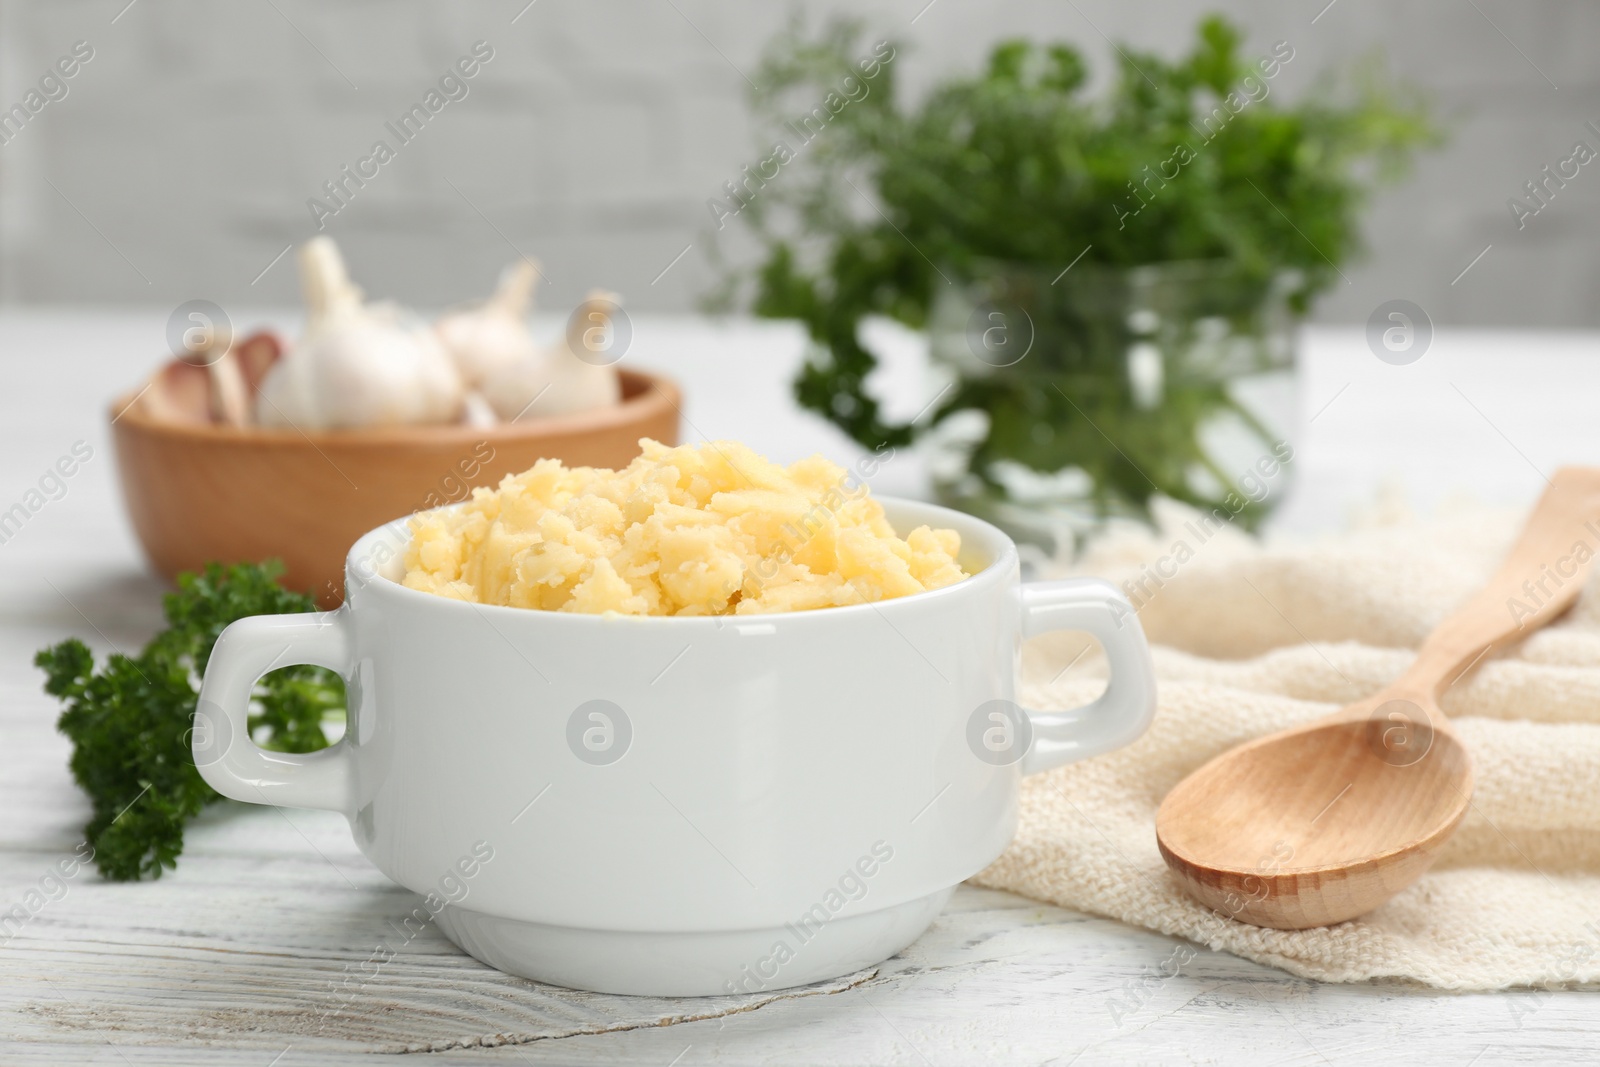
[194,611,354,813]
[1015,579,1157,777]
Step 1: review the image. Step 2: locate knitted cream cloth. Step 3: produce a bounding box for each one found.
[973,496,1600,990]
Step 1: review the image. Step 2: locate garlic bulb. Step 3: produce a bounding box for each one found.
[482,290,624,421]
[434,259,543,388]
[256,237,463,430]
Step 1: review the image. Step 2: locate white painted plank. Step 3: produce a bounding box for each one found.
[6,879,1600,1064]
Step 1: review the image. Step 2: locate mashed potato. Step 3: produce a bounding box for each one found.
[401,439,968,615]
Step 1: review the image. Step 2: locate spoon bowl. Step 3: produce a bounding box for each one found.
[1157,693,1473,928]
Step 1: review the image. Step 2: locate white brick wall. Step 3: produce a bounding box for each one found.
[0,0,1595,326]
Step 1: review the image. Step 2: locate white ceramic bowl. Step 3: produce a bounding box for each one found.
[195,498,1156,996]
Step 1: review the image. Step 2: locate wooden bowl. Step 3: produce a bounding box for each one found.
[111,365,681,606]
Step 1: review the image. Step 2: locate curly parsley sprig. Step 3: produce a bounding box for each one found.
[36,561,345,881]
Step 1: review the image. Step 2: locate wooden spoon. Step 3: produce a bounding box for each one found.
[1157,467,1600,929]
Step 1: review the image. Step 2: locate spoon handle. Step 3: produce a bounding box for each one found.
[1398,467,1600,698]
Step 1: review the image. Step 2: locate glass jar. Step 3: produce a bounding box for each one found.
[924,259,1301,553]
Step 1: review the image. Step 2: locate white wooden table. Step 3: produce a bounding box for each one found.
[3,312,1599,1064]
